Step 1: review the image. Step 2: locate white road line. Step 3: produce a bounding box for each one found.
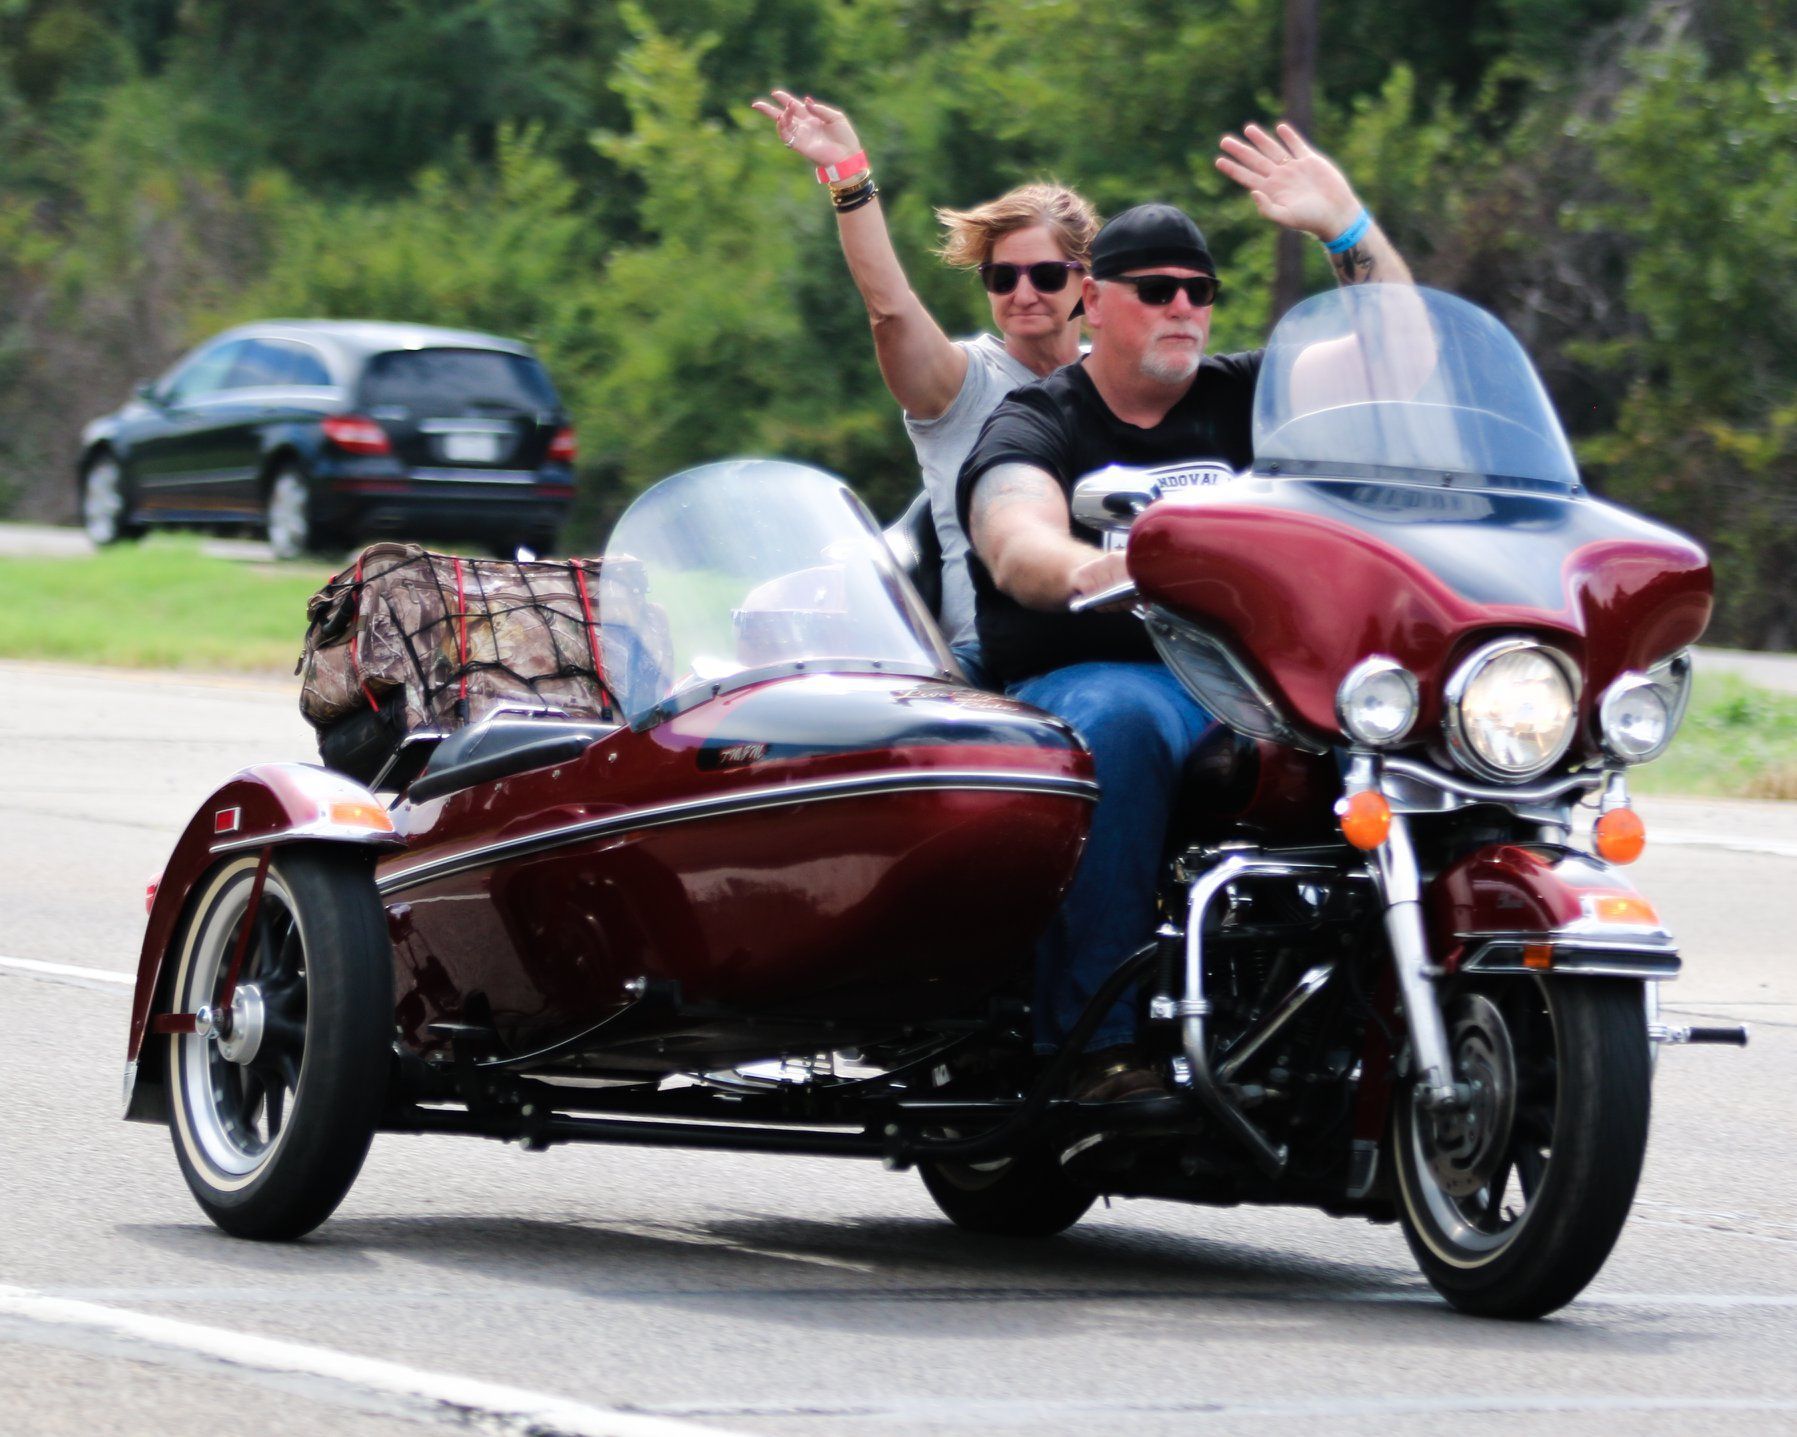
[0,954,133,986]
[0,1283,750,1437]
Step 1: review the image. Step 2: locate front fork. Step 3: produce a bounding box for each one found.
[1369,813,1465,1110]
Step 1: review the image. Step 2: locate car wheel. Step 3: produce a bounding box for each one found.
[165,847,393,1240]
[82,455,144,546]
[264,467,315,560]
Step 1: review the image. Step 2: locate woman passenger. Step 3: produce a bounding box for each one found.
[752,90,1098,679]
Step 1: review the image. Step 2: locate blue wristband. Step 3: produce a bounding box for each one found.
[1324,208,1372,254]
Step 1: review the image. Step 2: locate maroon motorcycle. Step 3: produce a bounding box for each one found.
[123,285,1740,1319]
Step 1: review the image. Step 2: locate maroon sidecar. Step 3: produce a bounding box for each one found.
[123,461,1094,1238]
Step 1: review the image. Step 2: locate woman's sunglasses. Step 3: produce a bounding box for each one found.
[978,260,1084,295]
[1105,274,1221,307]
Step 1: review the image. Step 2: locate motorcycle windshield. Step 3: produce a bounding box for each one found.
[599,459,954,728]
[1252,285,1580,493]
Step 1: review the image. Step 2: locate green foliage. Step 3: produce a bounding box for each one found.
[0,0,1790,648]
[1571,42,1797,647]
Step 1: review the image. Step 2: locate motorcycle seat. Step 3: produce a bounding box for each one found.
[407,717,614,803]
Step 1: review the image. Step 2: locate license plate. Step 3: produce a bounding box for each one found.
[442,431,502,463]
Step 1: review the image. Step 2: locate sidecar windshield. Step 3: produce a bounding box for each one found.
[1252,285,1580,492]
[599,459,955,728]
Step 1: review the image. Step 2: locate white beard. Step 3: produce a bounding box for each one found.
[1139,347,1201,385]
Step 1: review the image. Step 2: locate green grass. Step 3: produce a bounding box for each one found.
[1633,672,1797,801]
[0,535,333,674]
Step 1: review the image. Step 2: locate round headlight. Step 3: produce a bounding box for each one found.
[1336,656,1420,746]
[1600,673,1673,761]
[1445,640,1579,780]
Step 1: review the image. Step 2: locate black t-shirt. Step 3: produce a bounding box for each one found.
[955,350,1264,687]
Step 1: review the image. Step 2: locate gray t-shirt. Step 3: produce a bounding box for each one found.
[902,334,1038,646]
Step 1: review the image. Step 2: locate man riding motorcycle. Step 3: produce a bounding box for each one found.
[955,122,1417,1102]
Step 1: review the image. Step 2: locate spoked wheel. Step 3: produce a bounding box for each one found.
[166,847,392,1240]
[919,1147,1096,1237]
[1392,978,1651,1319]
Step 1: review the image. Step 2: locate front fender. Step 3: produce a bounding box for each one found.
[1426,843,1679,980]
[123,763,404,1117]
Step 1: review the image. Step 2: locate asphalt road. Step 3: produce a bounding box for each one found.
[2,657,1795,1437]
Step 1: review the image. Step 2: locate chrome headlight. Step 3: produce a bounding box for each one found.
[1600,652,1692,763]
[1336,656,1420,747]
[1444,639,1580,781]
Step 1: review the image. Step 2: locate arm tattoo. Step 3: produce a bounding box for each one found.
[969,463,1061,541]
[1330,242,1376,285]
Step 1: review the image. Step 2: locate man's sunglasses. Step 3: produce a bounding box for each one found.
[977,260,1084,295]
[1105,273,1221,307]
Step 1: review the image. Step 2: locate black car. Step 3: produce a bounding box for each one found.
[78,321,577,559]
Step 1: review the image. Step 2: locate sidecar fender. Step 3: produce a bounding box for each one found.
[123,763,404,1121]
[1425,843,1680,980]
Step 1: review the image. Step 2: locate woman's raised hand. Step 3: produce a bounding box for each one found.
[750,90,862,168]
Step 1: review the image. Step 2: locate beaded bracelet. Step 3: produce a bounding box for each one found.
[834,181,879,214]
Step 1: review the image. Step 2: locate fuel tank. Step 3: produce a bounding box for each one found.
[1129,477,1712,750]
[378,675,1095,1057]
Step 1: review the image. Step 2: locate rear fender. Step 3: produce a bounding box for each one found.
[1426,843,1678,980]
[123,763,404,1120]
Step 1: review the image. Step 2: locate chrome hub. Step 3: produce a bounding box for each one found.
[215,983,267,1065]
[1424,993,1516,1198]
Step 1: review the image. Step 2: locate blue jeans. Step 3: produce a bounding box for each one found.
[1007,662,1213,1053]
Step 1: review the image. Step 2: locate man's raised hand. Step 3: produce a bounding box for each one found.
[1216,122,1361,241]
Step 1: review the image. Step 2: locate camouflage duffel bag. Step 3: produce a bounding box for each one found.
[297,542,663,781]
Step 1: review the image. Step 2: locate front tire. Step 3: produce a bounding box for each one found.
[82,454,145,546]
[165,847,392,1240]
[1392,978,1651,1319]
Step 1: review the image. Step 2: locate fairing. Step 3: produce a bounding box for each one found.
[1129,287,1711,748]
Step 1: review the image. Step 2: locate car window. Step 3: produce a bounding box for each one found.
[163,341,250,405]
[229,339,333,389]
[357,348,559,416]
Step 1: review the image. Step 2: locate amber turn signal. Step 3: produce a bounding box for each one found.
[328,800,395,832]
[1594,807,1647,864]
[1337,789,1393,850]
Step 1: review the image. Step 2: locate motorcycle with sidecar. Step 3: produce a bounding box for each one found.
[124,285,1742,1319]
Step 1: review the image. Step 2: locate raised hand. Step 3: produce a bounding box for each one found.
[749,90,861,169]
[1216,122,1361,241]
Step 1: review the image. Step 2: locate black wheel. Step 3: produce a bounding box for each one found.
[1391,978,1651,1319]
[919,1148,1096,1237]
[82,454,146,545]
[165,846,393,1240]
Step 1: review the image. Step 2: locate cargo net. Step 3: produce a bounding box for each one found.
[297,542,667,780]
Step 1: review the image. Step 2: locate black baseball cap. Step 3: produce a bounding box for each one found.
[1089,203,1216,279]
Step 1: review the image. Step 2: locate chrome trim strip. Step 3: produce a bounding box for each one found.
[211,824,406,856]
[1382,755,1602,804]
[1460,938,1682,979]
[378,768,1100,895]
